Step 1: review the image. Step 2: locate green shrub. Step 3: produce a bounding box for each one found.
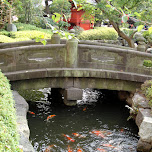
[141,80,152,108]
[0,71,21,151]
[143,60,152,67]
[0,35,15,43]
[14,23,40,31]
[10,30,52,39]
[0,30,11,37]
[142,31,152,45]
[78,27,118,40]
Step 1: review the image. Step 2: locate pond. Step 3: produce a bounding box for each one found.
[27,89,139,152]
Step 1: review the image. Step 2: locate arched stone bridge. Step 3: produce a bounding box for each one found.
[0,35,152,94]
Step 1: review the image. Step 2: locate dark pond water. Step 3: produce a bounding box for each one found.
[27,89,139,152]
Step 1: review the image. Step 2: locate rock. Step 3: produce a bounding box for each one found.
[7,24,17,32]
[132,93,150,109]
[13,91,35,152]
[137,138,152,152]
[147,48,152,54]
[136,108,151,127]
[139,117,152,143]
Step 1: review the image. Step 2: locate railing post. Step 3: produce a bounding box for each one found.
[51,33,60,44]
[66,38,78,68]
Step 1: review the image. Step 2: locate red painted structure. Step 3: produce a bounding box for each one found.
[67,2,94,30]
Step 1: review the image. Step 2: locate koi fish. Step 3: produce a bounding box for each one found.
[63,134,75,142]
[47,115,56,121]
[45,145,54,152]
[77,147,83,152]
[91,131,105,138]
[72,133,86,138]
[102,144,116,149]
[28,111,35,115]
[97,148,107,152]
[83,107,87,111]
[68,145,73,152]
[120,128,124,132]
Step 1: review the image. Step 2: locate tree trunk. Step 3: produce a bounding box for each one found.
[110,21,135,48]
[44,0,51,15]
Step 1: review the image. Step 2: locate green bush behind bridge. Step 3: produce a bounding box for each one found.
[0,71,21,151]
[78,27,118,40]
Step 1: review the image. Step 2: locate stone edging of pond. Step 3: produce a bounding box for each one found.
[13,91,35,152]
[127,92,152,152]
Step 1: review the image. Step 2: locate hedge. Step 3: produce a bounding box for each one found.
[0,71,21,151]
[78,27,118,40]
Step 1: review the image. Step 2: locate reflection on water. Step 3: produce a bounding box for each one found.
[27,89,139,152]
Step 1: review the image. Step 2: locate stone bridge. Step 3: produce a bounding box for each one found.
[0,34,152,104]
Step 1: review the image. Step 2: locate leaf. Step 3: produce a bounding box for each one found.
[52,15,56,22]
[77,7,83,11]
[134,12,141,18]
[122,15,129,23]
[41,39,47,46]
[149,27,152,34]
[137,25,144,32]
[106,5,111,8]
[41,35,44,39]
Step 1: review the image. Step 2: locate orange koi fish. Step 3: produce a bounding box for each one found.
[28,111,35,115]
[102,144,116,149]
[77,147,83,152]
[91,131,105,138]
[68,145,73,152]
[63,134,75,142]
[120,128,124,132]
[72,133,86,138]
[45,145,54,152]
[47,115,56,121]
[97,148,107,152]
[83,107,87,111]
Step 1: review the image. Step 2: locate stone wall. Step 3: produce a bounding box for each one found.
[127,92,152,152]
[13,91,34,152]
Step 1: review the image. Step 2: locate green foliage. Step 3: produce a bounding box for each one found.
[18,89,45,102]
[50,0,71,16]
[143,60,152,67]
[10,30,52,40]
[142,31,152,45]
[78,27,118,40]
[0,35,15,43]
[0,71,21,151]
[141,80,152,108]
[73,26,84,36]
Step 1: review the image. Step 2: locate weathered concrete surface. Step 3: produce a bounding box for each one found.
[13,91,34,152]
[137,138,152,152]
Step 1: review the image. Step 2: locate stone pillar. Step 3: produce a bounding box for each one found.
[51,33,60,44]
[137,36,146,52]
[63,87,83,106]
[66,38,78,68]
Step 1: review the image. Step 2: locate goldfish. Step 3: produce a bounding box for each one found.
[68,145,73,152]
[91,130,105,138]
[72,133,86,138]
[63,134,75,142]
[47,115,56,121]
[102,144,116,149]
[97,148,107,152]
[28,111,35,115]
[45,145,54,152]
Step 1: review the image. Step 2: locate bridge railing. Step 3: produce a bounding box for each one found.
[0,33,152,81]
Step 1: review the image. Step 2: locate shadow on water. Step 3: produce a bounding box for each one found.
[27,88,139,152]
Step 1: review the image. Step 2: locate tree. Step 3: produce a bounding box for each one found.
[75,0,152,48]
[0,0,21,29]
